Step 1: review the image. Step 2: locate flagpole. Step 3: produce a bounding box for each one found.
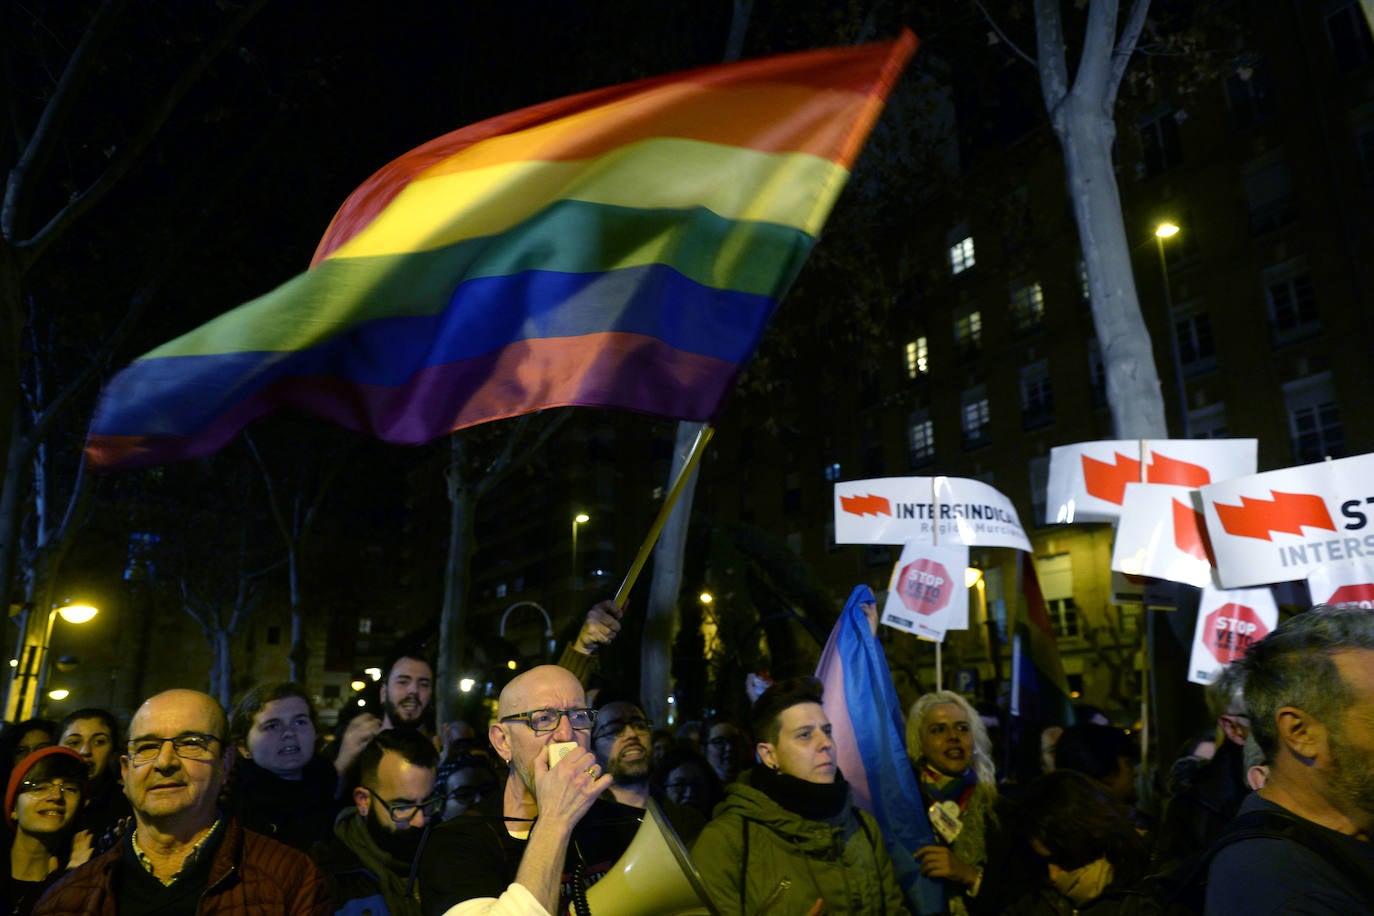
[1138,439,1150,789]
[614,424,716,609]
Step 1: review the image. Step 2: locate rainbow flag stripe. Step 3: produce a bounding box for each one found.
[86,32,916,470]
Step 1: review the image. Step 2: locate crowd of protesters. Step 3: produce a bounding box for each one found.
[3,599,1373,915]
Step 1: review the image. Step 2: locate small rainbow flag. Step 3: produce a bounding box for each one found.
[85,32,917,470]
[1010,551,1074,726]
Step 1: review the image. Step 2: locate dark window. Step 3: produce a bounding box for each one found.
[1139,109,1183,177]
[266,626,281,646]
[1174,313,1217,375]
[1225,64,1276,129]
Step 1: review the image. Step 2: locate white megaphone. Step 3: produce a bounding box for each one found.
[577,799,718,915]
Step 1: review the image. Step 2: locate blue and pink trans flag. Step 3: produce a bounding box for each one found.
[815,584,945,915]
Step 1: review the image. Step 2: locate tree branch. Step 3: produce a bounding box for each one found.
[1,0,128,244]
[1032,0,1071,116]
[16,0,270,269]
[972,0,1037,67]
[1106,0,1153,107]
[1073,0,1121,104]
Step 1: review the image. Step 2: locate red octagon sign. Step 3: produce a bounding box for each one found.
[1203,603,1269,665]
[896,559,952,617]
[1329,583,1374,609]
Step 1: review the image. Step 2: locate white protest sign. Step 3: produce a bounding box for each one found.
[834,477,1030,551]
[1046,439,1257,524]
[1307,560,1374,608]
[1111,483,1215,588]
[1187,584,1279,685]
[1199,452,1374,588]
[880,542,969,642]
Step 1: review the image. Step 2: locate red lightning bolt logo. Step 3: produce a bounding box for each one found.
[1148,452,1212,488]
[1082,452,1142,505]
[1213,491,1335,541]
[840,494,891,517]
[1172,498,1214,564]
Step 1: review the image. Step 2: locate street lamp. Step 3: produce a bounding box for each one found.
[571,512,589,594]
[1154,221,1190,438]
[13,600,99,719]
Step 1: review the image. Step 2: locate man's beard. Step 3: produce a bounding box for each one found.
[608,745,652,786]
[384,695,425,730]
[1328,727,1374,819]
[365,803,424,861]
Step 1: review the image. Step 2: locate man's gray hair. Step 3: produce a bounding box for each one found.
[1240,604,1374,758]
[1206,663,1246,722]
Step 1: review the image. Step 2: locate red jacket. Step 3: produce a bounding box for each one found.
[32,816,333,915]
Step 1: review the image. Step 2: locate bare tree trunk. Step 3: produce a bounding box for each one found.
[438,435,475,726]
[638,0,756,727]
[1056,103,1167,439]
[640,422,706,725]
[1034,0,1167,439]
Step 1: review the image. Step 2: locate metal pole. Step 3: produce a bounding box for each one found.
[1156,233,1190,438]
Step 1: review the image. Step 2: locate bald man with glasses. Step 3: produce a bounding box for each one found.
[34,688,330,915]
[418,665,642,916]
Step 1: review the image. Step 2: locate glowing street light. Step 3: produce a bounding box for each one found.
[10,599,99,719]
[1153,221,1189,437]
[47,688,70,701]
[699,591,714,605]
[571,512,590,593]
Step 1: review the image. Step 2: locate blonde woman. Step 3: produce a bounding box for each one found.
[906,691,997,915]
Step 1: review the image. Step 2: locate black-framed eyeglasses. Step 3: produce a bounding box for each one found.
[498,707,596,734]
[592,717,653,742]
[445,782,499,806]
[364,787,443,823]
[127,734,222,766]
[18,778,82,799]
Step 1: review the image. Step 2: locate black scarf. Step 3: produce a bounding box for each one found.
[751,765,850,821]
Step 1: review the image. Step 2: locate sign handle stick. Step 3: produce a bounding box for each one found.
[614,425,715,609]
[932,477,943,691]
[1138,438,1152,786]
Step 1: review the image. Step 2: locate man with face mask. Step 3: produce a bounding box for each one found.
[314,728,440,916]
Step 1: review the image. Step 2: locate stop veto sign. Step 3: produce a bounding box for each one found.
[896,558,952,616]
[1329,583,1374,608]
[1203,603,1269,664]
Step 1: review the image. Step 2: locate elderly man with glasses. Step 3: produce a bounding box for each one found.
[314,728,439,916]
[419,664,640,916]
[34,688,331,915]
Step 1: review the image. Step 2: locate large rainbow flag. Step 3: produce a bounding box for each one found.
[816,585,945,914]
[85,32,917,470]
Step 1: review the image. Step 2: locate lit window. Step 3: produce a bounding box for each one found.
[358,618,372,635]
[1284,373,1344,464]
[904,337,929,379]
[949,236,976,274]
[955,309,983,356]
[908,410,934,468]
[961,385,991,449]
[1077,259,1091,303]
[823,462,842,483]
[1010,280,1045,333]
[1047,598,1081,640]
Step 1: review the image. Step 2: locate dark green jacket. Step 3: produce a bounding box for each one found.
[690,771,910,916]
